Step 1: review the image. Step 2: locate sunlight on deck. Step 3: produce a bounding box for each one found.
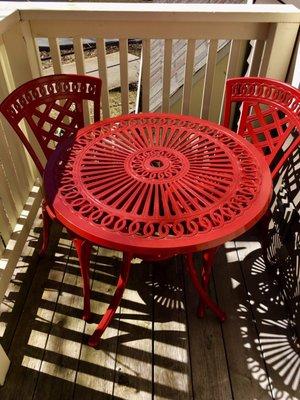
[0,214,299,399]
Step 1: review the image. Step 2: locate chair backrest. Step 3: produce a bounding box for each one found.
[224,77,300,178]
[0,74,102,175]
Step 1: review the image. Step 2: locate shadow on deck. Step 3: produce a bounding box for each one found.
[0,211,299,400]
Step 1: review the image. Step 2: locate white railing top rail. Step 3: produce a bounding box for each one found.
[0,2,300,25]
[0,9,19,35]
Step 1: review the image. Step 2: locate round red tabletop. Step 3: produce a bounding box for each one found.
[44,113,273,257]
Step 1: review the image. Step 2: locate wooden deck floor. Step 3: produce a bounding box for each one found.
[0,213,299,400]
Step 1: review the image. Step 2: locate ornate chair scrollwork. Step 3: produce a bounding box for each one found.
[224,77,300,179]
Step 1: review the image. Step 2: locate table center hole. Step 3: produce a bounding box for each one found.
[150,159,163,168]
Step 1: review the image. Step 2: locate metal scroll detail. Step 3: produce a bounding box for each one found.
[55,116,261,240]
[0,74,101,162]
[228,79,300,168]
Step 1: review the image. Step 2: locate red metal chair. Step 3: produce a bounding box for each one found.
[224,77,300,178]
[0,73,102,321]
[224,76,300,262]
[196,77,300,317]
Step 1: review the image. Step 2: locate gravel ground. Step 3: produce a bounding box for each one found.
[40,41,142,116]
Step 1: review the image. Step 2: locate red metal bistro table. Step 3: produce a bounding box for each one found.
[44,113,272,347]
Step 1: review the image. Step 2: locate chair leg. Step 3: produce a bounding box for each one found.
[39,200,52,257]
[88,252,132,348]
[185,252,226,322]
[198,246,219,318]
[73,237,92,322]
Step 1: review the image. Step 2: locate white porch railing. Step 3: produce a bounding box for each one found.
[0,1,299,381]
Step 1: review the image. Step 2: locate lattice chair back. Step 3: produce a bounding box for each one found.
[0,74,102,175]
[224,77,300,179]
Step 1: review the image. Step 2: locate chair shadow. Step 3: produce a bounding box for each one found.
[236,245,300,398]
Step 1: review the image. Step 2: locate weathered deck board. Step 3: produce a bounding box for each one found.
[74,247,120,400]
[185,253,233,400]
[0,219,42,352]
[113,259,153,399]
[213,242,273,400]
[153,257,192,399]
[0,218,298,400]
[0,219,65,400]
[32,239,83,400]
[235,232,300,400]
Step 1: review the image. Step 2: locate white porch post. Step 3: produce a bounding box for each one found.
[0,344,10,385]
[260,22,299,80]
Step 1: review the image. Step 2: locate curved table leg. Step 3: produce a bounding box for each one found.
[185,253,226,322]
[198,246,219,318]
[88,252,132,348]
[73,237,92,322]
[39,200,52,257]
